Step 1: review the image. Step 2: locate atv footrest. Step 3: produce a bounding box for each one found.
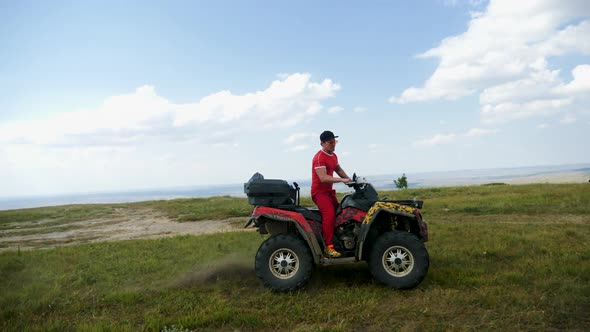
[319,257,358,266]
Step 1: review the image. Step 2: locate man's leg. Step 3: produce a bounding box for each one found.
[312,191,337,246]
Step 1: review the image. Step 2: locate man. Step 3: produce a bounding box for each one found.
[311,130,351,258]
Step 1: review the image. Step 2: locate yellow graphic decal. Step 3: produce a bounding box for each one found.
[362,202,416,224]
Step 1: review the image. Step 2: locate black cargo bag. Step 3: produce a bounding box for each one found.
[244,173,296,206]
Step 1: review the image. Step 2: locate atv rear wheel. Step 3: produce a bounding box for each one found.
[255,234,314,292]
[368,231,429,289]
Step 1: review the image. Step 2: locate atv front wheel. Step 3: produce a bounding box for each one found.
[368,231,429,289]
[255,234,314,292]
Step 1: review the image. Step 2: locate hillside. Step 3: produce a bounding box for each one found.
[0,183,589,331]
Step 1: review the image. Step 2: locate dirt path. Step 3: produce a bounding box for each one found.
[0,207,253,252]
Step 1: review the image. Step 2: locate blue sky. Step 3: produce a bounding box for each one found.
[1,0,589,197]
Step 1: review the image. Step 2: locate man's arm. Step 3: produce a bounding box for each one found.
[335,164,350,180]
[315,167,351,184]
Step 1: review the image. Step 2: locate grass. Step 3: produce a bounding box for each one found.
[0,204,115,228]
[0,183,589,331]
[132,196,253,222]
[388,183,590,216]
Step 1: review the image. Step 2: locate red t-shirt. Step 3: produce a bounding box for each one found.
[311,149,339,196]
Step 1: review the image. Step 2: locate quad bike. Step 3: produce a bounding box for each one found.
[244,173,429,292]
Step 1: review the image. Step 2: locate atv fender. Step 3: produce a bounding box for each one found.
[248,206,324,264]
[357,202,428,260]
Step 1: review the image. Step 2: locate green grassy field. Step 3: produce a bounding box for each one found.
[1,183,589,331]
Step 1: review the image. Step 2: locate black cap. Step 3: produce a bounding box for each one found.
[320,130,339,142]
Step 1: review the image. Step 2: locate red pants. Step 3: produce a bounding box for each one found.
[312,190,339,246]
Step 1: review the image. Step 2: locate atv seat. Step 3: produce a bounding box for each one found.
[282,206,323,222]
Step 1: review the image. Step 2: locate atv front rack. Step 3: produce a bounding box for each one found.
[380,199,423,209]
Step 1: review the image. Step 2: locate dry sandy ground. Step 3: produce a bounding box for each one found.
[0,207,253,252]
[422,171,590,187]
[502,171,589,184]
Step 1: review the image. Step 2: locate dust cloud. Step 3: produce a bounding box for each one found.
[170,254,257,288]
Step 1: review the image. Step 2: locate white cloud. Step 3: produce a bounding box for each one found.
[353,106,368,113]
[174,73,339,128]
[328,106,344,114]
[284,132,316,144]
[479,66,560,105]
[0,73,340,148]
[0,85,173,146]
[553,64,590,96]
[416,127,497,148]
[560,113,577,124]
[537,123,549,129]
[464,127,497,137]
[414,133,457,147]
[289,145,309,152]
[0,74,342,195]
[368,143,380,153]
[481,98,572,123]
[538,20,590,56]
[390,0,590,124]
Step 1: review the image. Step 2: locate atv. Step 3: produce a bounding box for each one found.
[244,173,429,292]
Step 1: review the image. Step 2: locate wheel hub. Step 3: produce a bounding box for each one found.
[383,245,414,277]
[269,248,299,279]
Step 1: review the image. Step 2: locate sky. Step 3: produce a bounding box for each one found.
[0,0,589,197]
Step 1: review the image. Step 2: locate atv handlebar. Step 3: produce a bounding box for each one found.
[344,173,367,190]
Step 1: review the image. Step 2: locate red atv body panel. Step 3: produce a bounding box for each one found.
[335,207,367,227]
[253,206,367,232]
[251,206,313,232]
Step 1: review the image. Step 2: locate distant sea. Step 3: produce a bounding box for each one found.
[1,163,589,211]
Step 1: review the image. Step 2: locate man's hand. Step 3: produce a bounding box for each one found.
[340,177,352,184]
